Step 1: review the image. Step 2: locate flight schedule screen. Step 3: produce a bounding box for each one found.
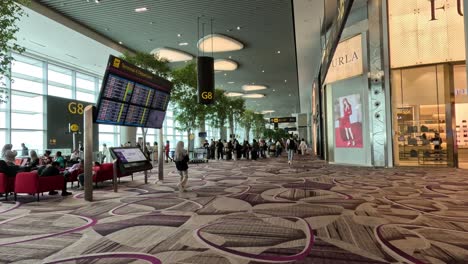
[95,56,172,128]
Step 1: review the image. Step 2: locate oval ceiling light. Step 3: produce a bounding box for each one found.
[214,59,238,71]
[225,92,244,97]
[198,34,244,53]
[150,47,193,62]
[242,85,267,91]
[243,94,265,99]
[261,110,275,114]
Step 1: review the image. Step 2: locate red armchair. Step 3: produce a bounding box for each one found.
[68,168,83,188]
[14,171,64,201]
[92,163,133,187]
[0,173,15,200]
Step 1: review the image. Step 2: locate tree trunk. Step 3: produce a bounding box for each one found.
[245,126,251,142]
[199,117,206,147]
[220,126,227,140]
[186,128,192,157]
[228,114,234,138]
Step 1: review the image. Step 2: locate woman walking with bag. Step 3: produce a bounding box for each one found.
[174,141,189,192]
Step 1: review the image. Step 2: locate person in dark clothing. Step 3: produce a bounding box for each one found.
[243,141,251,159]
[251,139,259,160]
[226,141,233,160]
[174,141,189,192]
[0,160,20,177]
[29,150,40,168]
[236,140,242,160]
[210,139,216,160]
[38,162,71,196]
[21,143,29,157]
[216,139,224,160]
[431,132,443,161]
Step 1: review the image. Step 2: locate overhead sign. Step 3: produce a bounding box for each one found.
[270,117,296,123]
[325,34,363,84]
[388,0,465,68]
[95,55,173,129]
[319,0,355,84]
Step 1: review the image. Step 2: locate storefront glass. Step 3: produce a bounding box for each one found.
[392,65,448,166]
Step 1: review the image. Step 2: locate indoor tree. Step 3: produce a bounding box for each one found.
[252,113,267,139]
[206,89,230,140]
[170,62,210,149]
[0,0,29,84]
[238,109,256,142]
[227,96,245,139]
[122,51,170,77]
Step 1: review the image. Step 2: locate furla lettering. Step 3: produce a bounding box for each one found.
[430,0,463,21]
[331,52,359,68]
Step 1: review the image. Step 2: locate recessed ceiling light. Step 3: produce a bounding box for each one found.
[151,47,194,62]
[225,92,243,97]
[262,70,265,73]
[104,28,109,31]
[277,50,281,54]
[178,42,189,46]
[118,41,123,44]
[147,39,153,42]
[224,73,227,76]
[95,0,100,3]
[227,81,235,84]
[285,79,287,82]
[177,34,181,37]
[289,94,291,96]
[272,89,276,92]
[236,26,241,30]
[149,22,154,25]
[214,59,238,71]
[243,94,265,99]
[198,34,244,53]
[242,85,267,91]
[135,7,149,12]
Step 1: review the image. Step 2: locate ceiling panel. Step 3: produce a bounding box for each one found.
[35,0,300,116]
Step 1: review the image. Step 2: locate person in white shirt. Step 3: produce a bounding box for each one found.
[299,139,307,155]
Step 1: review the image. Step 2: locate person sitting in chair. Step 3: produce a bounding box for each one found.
[38,162,71,196]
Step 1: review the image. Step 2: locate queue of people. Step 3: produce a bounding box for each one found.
[203,136,308,162]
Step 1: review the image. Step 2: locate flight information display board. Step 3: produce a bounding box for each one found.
[95,55,172,128]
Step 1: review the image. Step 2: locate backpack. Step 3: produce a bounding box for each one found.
[288,140,296,150]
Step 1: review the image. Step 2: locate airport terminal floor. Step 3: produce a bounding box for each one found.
[0,155,467,264]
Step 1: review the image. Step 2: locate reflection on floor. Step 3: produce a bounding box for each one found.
[1,156,467,263]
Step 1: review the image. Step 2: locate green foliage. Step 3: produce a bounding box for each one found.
[170,62,209,133]
[206,89,230,130]
[263,128,289,141]
[121,51,170,78]
[0,0,29,82]
[252,113,267,138]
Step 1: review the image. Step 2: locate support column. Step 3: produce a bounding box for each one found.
[120,126,137,146]
[83,105,94,202]
[158,128,164,181]
[367,0,392,167]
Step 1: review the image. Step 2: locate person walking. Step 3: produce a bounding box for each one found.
[174,141,189,192]
[21,143,29,157]
[286,136,296,166]
[299,139,307,155]
[152,142,158,162]
[165,140,170,163]
[101,143,108,163]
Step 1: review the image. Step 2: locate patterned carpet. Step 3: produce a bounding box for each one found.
[0,155,467,264]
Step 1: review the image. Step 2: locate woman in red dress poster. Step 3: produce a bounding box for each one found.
[341,98,355,146]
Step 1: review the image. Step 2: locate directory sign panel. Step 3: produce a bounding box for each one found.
[95,55,172,128]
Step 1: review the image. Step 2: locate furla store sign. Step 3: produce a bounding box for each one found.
[388,0,465,68]
[325,34,363,84]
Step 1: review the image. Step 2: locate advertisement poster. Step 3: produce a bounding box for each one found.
[334,94,363,148]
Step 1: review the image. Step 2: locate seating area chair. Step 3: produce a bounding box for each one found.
[0,173,15,200]
[14,171,64,201]
[68,169,83,188]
